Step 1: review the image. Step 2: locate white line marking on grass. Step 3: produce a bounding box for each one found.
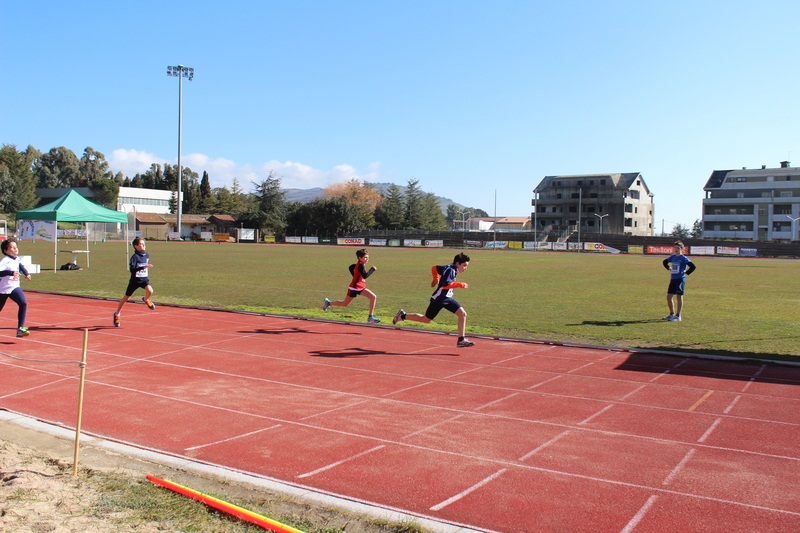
[429,468,507,511]
[619,495,658,533]
[518,430,571,461]
[297,445,386,479]
[662,448,696,486]
[697,418,723,443]
[579,404,614,425]
[723,395,741,414]
[185,423,282,451]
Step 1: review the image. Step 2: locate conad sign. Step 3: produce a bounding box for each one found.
[337,238,366,245]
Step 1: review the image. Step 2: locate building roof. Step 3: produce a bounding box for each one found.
[135,213,167,224]
[208,214,237,224]
[703,170,734,190]
[535,172,651,195]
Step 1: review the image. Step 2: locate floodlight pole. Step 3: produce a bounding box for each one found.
[786,215,800,241]
[167,64,194,239]
[594,213,609,234]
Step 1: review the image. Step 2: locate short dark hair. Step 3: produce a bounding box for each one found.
[674,240,685,249]
[132,237,144,247]
[356,248,368,258]
[1,237,17,254]
[453,252,470,264]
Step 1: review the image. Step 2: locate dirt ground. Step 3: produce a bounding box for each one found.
[0,418,424,533]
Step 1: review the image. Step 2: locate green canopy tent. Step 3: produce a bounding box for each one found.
[16,190,129,272]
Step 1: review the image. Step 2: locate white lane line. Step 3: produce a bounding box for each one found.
[297,445,386,479]
[619,495,658,533]
[185,423,282,451]
[662,448,696,486]
[697,418,723,443]
[518,430,571,462]
[723,395,741,414]
[579,404,615,425]
[429,468,507,511]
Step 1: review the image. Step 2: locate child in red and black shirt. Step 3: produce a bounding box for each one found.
[323,248,380,324]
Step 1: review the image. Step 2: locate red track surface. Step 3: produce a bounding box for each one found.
[2,292,800,532]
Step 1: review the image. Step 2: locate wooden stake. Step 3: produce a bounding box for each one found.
[73,328,89,476]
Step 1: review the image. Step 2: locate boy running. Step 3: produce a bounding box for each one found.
[113,237,155,326]
[393,252,474,348]
[323,248,380,324]
[662,240,696,322]
[0,238,32,337]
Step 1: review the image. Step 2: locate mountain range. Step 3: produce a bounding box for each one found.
[281,182,468,214]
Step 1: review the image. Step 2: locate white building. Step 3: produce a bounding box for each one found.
[702,162,800,241]
[36,187,178,215]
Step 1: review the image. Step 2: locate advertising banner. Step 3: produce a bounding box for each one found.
[337,237,366,245]
[368,238,387,246]
[17,220,56,242]
[647,245,675,254]
[484,241,508,248]
[628,245,644,254]
[200,232,213,241]
[717,246,740,255]
[739,248,758,257]
[690,246,715,255]
[302,236,319,243]
[424,240,444,247]
[285,236,302,243]
[552,242,567,250]
[404,239,423,247]
[388,239,402,247]
[508,241,522,249]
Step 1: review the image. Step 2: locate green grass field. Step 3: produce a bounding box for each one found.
[15,239,800,360]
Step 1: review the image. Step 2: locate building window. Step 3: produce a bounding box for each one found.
[556,193,562,199]
[589,180,594,185]
[737,193,744,198]
[569,206,577,212]
[780,191,792,197]
[624,218,632,227]
[625,204,633,213]
[630,190,640,199]
[577,181,583,186]
[571,193,580,198]
[600,179,606,185]
[762,192,772,198]
[736,177,747,182]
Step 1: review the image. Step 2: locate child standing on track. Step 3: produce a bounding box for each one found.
[0,238,32,337]
[323,248,381,324]
[393,252,474,348]
[662,240,696,322]
[114,237,155,327]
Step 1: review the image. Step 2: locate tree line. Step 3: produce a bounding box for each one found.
[0,144,485,236]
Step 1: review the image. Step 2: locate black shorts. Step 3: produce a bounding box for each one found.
[667,278,685,295]
[348,289,363,298]
[424,297,462,320]
[125,277,150,297]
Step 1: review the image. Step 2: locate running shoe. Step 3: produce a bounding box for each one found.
[392,309,405,325]
[113,313,120,327]
[669,315,682,321]
[143,297,155,310]
[457,339,475,348]
[368,315,381,324]
[662,314,674,321]
[322,298,331,311]
[16,327,29,338]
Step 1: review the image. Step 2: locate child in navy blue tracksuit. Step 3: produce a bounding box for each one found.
[113,237,155,326]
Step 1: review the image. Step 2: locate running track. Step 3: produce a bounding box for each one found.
[1,292,799,533]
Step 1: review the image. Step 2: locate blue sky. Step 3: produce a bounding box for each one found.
[3,1,798,229]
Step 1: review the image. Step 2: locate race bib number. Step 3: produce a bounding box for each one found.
[668,262,681,275]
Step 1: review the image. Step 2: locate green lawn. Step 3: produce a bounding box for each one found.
[15,239,800,360]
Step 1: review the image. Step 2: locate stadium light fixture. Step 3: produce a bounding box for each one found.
[786,215,800,241]
[594,213,609,234]
[166,64,194,238]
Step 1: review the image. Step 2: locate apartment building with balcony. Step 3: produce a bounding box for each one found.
[532,172,655,237]
[702,162,800,241]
